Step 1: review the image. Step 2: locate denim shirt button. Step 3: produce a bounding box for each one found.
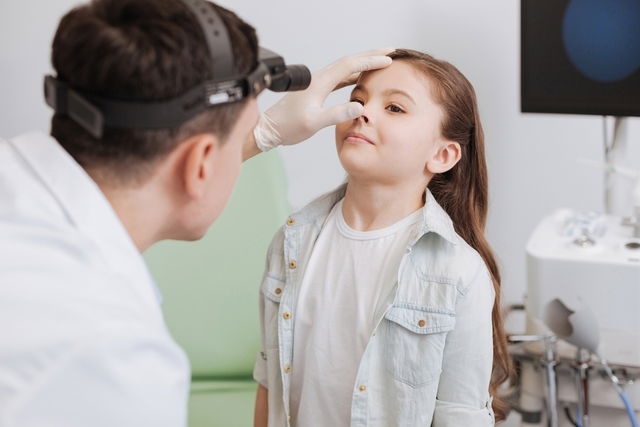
[418,319,426,327]
[358,385,366,392]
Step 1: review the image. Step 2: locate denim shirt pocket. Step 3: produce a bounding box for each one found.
[382,305,456,388]
[261,276,284,349]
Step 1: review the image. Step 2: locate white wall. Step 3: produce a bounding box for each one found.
[1,2,639,423]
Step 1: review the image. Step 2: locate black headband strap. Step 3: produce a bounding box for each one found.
[179,0,234,81]
[44,75,251,138]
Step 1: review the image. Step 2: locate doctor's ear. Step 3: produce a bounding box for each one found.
[425,140,461,174]
[180,133,219,200]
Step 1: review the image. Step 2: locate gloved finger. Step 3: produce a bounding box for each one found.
[330,51,395,89]
[312,102,364,130]
[351,48,396,58]
[333,71,360,91]
[313,53,393,96]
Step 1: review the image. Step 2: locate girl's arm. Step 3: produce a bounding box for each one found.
[253,230,284,427]
[432,264,496,426]
[254,384,268,427]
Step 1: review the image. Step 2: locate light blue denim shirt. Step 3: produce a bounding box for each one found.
[254,184,495,426]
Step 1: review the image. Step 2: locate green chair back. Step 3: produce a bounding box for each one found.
[144,150,289,378]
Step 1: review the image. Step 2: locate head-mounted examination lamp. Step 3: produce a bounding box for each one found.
[44,0,311,139]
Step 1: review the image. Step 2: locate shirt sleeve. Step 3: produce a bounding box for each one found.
[253,288,269,388]
[7,323,190,427]
[252,229,285,390]
[433,263,496,426]
[253,353,268,388]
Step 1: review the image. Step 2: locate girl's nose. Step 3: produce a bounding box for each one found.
[357,112,370,124]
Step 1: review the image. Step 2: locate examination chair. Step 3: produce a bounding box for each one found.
[144,150,289,427]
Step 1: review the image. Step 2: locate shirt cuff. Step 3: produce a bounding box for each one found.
[253,350,268,389]
[433,398,495,426]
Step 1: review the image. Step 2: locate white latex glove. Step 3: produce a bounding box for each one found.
[253,48,393,152]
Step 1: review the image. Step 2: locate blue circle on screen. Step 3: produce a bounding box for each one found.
[562,0,640,83]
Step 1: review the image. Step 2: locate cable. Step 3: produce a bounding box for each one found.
[600,357,639,427]
[575,406,583,427]
[582,375,589,424]
[564,405,578,427]
[619,390,638,427]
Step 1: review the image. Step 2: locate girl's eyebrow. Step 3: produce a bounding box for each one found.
[382,89,416,106]
[351,85,366,95]
[351,85,416,106]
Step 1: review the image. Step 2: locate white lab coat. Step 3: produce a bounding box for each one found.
[0,132,190,427]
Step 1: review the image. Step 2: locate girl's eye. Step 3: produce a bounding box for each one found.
[386,104,405,113]
[351,98,365,106]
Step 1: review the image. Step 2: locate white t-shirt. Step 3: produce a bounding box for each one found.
[289,198,421,426]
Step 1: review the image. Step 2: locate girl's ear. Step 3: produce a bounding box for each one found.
[426,140,461,174]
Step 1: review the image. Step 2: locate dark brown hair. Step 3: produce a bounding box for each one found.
[388,49,512,421]
[50,0,258,184]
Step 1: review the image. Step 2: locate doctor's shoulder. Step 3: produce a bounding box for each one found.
[0,216,159,336]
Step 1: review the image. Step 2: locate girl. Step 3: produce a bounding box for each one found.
[253,49,511,426]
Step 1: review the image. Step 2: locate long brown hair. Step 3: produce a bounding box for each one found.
[388,49,512,421]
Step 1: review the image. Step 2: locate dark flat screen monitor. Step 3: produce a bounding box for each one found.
[521,0,640,117]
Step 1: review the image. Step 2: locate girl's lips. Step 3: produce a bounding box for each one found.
[345,132,375,145]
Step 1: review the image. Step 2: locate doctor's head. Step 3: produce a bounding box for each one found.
[49,0,259,242]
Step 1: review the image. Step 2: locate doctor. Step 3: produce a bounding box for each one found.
[0,0,392,426]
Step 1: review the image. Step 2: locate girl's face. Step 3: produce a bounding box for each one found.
[335,60,445,186]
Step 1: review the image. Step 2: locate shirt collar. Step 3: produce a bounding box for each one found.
[291,183,458,246]
[9,131,164,308]
[417,190,458,245]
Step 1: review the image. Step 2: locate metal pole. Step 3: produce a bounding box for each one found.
[543,338,559,427]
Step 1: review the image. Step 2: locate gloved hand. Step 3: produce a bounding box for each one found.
[253,49,393,152]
